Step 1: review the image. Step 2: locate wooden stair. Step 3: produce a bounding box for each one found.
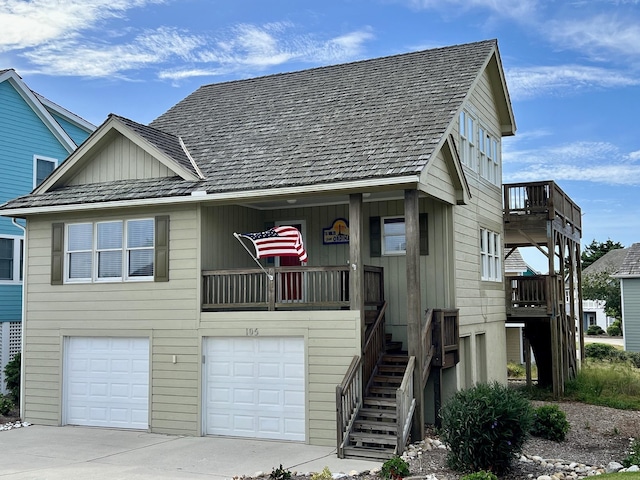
[342,353,409,460]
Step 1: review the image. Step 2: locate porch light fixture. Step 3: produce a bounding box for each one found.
[287,199,297,204]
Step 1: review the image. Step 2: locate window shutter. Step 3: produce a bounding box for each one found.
[419,213,429,256]
[51,222,64,285]
[154,215,170,282]
[369,216,381,257]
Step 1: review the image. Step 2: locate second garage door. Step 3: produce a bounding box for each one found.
[63,337,149,429]
[204,336,305,441]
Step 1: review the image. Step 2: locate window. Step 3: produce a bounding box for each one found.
[382,217,406,255]
[65,219,154,283]
[459,110,476,169]
[0,236,24,283]
[34,156,58,187]
[480,228,501,281]
[479,127,500,185]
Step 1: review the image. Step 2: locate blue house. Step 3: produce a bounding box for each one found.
[0,69,95,392]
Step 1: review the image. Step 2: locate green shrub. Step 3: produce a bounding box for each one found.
[507,362,525,378]
[3,353,20,405]
[0,394,13,416]
[460,471,498,480]
[607,320,622,337]
[380,456,410,480]
[530,404,570,441]
[623,438,640,468]
[439,382,534,475]
[587,325,605,335]
[311,467,332,480]
[269,464,291,480]
[584,343,617,361]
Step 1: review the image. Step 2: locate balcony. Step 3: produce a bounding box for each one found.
[202,265,384,311]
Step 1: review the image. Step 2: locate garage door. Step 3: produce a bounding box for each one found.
[204,337,305,441]
[64,337,149,429]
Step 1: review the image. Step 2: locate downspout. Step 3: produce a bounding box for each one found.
[12,218,26,419]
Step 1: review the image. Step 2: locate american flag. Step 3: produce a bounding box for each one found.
[240,226,307,262]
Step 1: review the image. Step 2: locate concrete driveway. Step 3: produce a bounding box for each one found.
[0,425,383,479]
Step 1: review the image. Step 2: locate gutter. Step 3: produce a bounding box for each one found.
[11,218,26,419]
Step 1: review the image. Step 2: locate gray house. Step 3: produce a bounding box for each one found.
[1,40,515,458]
[614,243,640,352]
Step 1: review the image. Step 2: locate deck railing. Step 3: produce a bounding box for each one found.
[202,265,383,310]
[503,181,582,233]
[432,309,460,368]
[507,275,552,313]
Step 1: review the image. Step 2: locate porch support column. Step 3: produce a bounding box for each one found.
[349,194,365,347]
[405,189,424,441]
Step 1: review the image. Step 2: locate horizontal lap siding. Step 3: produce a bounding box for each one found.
[200,310,360,446]
[23,206,199,428]
[622,280,640,352]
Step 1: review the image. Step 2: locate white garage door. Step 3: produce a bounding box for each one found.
[204,337,305,441]
[64,337,149,429]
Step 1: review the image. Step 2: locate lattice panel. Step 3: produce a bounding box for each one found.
[9,321,21,358]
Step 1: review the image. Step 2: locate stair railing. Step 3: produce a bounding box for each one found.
[396,356,416,454]
[421,308,435,387]
[336,355,362,459]
[362,301,388,393]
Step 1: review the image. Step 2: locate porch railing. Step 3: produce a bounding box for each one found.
[202,265,383,310]
[503,181,582,234]
[507,275,552,313]
[396,356,416,454]
[432,309,460,369]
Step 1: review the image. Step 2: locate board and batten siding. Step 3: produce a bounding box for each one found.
[67,133,173,185]
[22,205,200,430]
[199,310,360,446]
[622,279,640,352]
[448,66,507,385]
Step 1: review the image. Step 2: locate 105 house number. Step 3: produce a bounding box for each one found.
[246,328,259,336]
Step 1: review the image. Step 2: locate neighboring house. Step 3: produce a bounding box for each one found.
[0,40,516,456]
[613,243,640,352]
[582,247,627,332]
[504,248,536,364]
[0,69,94,393]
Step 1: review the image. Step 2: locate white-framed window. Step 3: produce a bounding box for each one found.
[65,219,154,283]
[33,155,58,188]
[382,216,406,255]
[480,228,501,282]
[459,110,476,169]
[479,126,500,185]
[0,235,24,283]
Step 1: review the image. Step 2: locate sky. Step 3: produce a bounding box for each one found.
[2,0,639,272]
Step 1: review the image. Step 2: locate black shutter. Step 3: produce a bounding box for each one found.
[369,216,381,257]
[154,215,170,282]
[51,223,64,285]
[419,213,429,256]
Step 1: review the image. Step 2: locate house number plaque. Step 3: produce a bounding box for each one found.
[246,328,259,336]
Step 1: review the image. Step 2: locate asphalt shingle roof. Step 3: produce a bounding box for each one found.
[583,248,629,275]
[1,40,499,211]
[616,243,640,276]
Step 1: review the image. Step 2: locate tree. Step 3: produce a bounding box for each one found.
[582,270,621,320]
[581,239,624,270]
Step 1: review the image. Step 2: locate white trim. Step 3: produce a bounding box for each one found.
[381,215,406,256]
[179,136,205,179]
[0,234,23,284]
[33,92,96,132]
[33,155,58,188]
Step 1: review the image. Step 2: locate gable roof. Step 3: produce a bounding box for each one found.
[613,243,640,278]
[584,247,629,275]
[0,39,514,215]
[0,69,95,153]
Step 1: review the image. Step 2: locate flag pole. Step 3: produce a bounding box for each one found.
[233,233,274,281]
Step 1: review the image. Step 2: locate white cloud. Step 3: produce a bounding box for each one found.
[503,141,640,186]
[405,0,537,20]
[505,65,640,100]
[0,0,164,52]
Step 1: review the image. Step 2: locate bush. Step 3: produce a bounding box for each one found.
[3,353,20,405]
[530,405,570,441]
[311,467,332,480]
[587,325,605,336]
[507,362,525,378]
[623,438,640,468]
[269,464,291,480]
[460,472,498,480]
[0,394,12,416]
[439,382,534,475]
[607,320,622,337]
[584,343,618,361]
[380,456,410,480]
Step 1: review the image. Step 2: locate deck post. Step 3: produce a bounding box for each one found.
[405,189,424,441]
[349,194,365,347]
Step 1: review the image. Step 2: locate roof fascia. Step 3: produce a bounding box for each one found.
[3,175,421,217]
[0,70,78,153]
[35,93,96,133]
[34,116,201,193]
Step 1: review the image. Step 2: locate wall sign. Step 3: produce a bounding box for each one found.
[323,218,349,244]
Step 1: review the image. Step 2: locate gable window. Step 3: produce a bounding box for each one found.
[382,217,406,255]
[65,219,155,283]
[479,127,500,185]
[459,110,476,169]
[0,236,23,283]
[34,156,58,188]
[480,228,501,282]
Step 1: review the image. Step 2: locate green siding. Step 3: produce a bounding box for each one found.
[622,278,640,352]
